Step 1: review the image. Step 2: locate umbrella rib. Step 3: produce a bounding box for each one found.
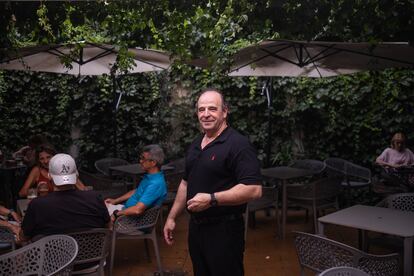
[316,43,414,66]
[261,48,302,66]
[1,45,61,63]
[230,45,292,72]
[301,46,323,77]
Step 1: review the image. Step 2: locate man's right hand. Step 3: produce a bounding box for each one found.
[163,217,176,245]
[105,198,115,204]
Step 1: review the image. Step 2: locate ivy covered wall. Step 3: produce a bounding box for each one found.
[0,68,413,170]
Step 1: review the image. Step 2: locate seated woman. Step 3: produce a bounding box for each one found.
[376,132,414,168]
[376,132,414,190]
[19,144,85,198]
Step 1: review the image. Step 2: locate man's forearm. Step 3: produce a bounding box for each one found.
[167,180,188,220]
[114,189,135,204]
[215,184,262,206]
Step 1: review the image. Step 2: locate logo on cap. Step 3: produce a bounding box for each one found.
[61,164,70,174]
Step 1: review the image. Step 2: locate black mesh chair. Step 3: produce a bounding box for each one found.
[110,206,162,275]
[78,169,127,199]
[325,158,371,204]
[291,159,326,175]
[367,193,414,252]
[94,158,130,177]
[294,231,399,276]
[245,185,279,239]
[287,177,342,233]
[319,266,370,276]
[65,228,111,276]
[0,234,78,275]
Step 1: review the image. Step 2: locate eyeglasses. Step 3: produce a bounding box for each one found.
[139,155,154,163]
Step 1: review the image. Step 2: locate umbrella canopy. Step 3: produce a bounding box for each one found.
[0,42,171,157]
[0,42,171,75]
[228,40,414,77]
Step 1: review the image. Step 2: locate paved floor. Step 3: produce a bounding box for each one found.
[112,208,392,276]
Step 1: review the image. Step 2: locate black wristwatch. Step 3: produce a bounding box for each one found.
[7,209,14,220]
[210,193,218,207]
[113,210,120,218]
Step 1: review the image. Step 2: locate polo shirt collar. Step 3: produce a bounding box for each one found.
[197,126,232,150]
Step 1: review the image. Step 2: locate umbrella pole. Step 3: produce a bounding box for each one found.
[265,78,273,167]
[112,75,117,157]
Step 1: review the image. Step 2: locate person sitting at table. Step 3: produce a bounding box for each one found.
[0,204,21,236]
[105,144,167,219]
[20,153,110,241]
[376,132,414,168]
[19,144,85,198]
[13,134,49,168]
[376,132,414,190]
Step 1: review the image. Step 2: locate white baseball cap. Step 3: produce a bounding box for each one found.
[49,153,78,186]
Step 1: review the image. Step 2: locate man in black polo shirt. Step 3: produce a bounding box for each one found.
[164,88,262,276]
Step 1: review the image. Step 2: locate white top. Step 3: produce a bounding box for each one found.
[318,204,414,237]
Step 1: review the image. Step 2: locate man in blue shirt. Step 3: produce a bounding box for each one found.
[105,144,167,218]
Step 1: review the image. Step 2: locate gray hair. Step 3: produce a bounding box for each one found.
[143,144,165,167]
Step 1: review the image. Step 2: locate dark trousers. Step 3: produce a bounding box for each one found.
[188,217,245,276]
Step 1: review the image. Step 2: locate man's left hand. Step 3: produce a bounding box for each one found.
[187,193,211,212]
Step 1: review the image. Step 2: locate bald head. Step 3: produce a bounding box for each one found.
[196,89,227,111]
[196,89,228,135]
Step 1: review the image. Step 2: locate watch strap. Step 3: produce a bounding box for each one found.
[210,193,218,207]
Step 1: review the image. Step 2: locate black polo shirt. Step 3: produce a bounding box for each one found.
[184,127,262,218]
[22,189,110,238]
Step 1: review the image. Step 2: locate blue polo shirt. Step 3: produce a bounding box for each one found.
[124,172,167,208]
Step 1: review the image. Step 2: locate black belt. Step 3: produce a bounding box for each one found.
[191,213,243,225]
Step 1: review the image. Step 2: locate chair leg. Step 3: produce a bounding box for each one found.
[151,232,163,276]
[275,205,281,239]
[312,202,318,234]
[109,232,116,276]
[144,239,151,262]
[244,209,248,241]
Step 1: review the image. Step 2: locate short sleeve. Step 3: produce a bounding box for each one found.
[138,183,165,207]
[231,145,262,185]
[377,148,390,162]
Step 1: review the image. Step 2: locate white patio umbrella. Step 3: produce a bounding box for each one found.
[0,42,170,75]
[0,42,172,156]
[191,39,414,165]
[228,40,414,77]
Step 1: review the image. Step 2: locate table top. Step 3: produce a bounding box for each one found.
[261,166,314,180]
[318,204,414,237]
[0,164,26,171]
[110,163,174,175]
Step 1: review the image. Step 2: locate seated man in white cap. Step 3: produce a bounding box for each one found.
[21,153,110,240]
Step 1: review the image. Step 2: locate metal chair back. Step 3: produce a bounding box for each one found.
[324,157,348,176]
[291,159,326,175]
[382,193,414,212]
[245,185,279,239]
[65,228,111,276]
[287,177,342,232]
[294,231,399,276]
[0,234,78,276]
[319,266,370,276]
[110,206,162,275]
[94,158,129,176]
